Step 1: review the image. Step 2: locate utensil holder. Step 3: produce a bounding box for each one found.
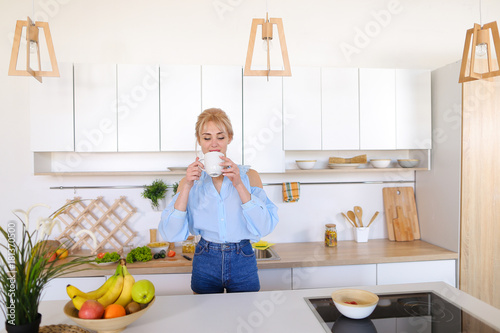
[355,227,370,243]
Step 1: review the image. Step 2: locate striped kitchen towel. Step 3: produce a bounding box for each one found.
[282,182,300,202]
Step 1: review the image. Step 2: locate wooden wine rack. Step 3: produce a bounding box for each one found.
[55,196,137,255]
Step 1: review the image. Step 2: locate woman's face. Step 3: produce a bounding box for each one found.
[198,121,231,155]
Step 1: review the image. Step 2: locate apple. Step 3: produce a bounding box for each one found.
[78,300,104,319]
[131,280,155,304]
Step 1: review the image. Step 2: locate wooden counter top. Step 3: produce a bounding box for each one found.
[62,239,458,277]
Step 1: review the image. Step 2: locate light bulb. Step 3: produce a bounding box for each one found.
[475,43,488,58]
[29,40,38,54]
[261,39,274,52]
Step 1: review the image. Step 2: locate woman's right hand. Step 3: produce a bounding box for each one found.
[185,157,203,186]
[174,158,203,212]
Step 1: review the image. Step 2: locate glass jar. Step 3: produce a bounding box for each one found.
[182,236,196,253]
[325,224,337,247]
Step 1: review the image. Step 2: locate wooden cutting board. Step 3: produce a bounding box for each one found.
[393,206,414,241]
[382,187,420,241]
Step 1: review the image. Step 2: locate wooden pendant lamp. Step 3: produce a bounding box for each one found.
[8,16,60,83]
[244,12,291,78]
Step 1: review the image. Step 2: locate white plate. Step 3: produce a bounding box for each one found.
[92,260,120,266]
[328,163,362,169]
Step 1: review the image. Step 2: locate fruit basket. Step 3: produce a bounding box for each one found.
[63,297,155,333]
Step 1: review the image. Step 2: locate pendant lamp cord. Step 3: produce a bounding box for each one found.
[479,0,482,26]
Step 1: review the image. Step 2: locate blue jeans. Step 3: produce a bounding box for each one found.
[191,238,260,294]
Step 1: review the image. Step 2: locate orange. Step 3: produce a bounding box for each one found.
[103,304,126,319]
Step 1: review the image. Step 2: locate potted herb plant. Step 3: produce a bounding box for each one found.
[0,201,92,332]
[141,179,168,210]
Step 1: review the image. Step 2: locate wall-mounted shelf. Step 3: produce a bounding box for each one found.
[285,167,427,173]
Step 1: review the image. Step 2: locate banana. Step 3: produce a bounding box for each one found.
[97,265,124,307]
[114,265,135,307]
[71,295,88,311]
[66,264,122,299]
[66,277,115,300]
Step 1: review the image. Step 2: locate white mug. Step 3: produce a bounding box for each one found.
[200,152,224,177]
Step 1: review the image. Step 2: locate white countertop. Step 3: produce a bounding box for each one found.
[7,282,500,333]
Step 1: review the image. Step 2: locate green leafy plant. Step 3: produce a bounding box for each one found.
[141,179,168,209]
[172,182,179,196]
[0,201,93,326]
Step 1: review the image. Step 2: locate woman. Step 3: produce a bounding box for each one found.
[159,108,279,294]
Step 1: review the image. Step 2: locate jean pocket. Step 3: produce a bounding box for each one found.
[239,243,255,258]
[194,243,206,257]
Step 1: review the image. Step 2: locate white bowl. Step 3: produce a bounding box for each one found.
[147,242,169,254]
[397,159,419,168]
[296,160,316,170]
[369,159,391,168]
[331,289,379,319]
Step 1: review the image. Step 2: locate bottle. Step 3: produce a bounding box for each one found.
[325,224,337,247]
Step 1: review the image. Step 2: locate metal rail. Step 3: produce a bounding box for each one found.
[49,179,414,190]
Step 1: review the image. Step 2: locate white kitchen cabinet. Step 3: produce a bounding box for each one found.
[283,67,322,150]
[160,65,201,151]
[74,63,117,152]
[117,64,160,152]
[132,273,193,296]
[201,65,243,164]
[292,264,377,290]
[30,62,74,152]
[243,76,284,172]
[258,268,292,291]
[396,69,432,149]
[321,68,360,150]
[42,276,106,301]
[359,68,396,149]
[377,260,456,287]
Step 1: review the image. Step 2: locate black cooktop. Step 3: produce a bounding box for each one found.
[305,292,500,333]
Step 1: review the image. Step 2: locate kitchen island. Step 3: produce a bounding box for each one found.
[15,282,500,333]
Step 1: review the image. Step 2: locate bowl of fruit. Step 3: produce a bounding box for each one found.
[64,259,155,333]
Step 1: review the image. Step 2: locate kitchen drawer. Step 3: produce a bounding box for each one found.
[292,264,377,290]
[258,268,292,291]
[132,273,193,296]
[377,260,456,286]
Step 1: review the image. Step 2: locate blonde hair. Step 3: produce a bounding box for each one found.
[195,108,234,143]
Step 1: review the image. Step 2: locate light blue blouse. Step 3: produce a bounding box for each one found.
[158,165,279,243]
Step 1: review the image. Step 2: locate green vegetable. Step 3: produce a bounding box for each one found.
[160,253,166,258]
[154,253,159,259]
[95,252,120,264]
[126,246,153,264]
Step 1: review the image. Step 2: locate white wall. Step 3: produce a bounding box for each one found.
[416,61,462,252]
[1,1,499,246]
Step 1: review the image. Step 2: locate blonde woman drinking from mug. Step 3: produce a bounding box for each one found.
[158,108,279,294]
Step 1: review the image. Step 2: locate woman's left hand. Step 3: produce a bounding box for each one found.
[220,156,242,187]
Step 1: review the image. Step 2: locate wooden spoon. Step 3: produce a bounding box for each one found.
[347,210,358,227]
[367,211,379,227]
[354,206,363,227]
[341,212,356,227]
